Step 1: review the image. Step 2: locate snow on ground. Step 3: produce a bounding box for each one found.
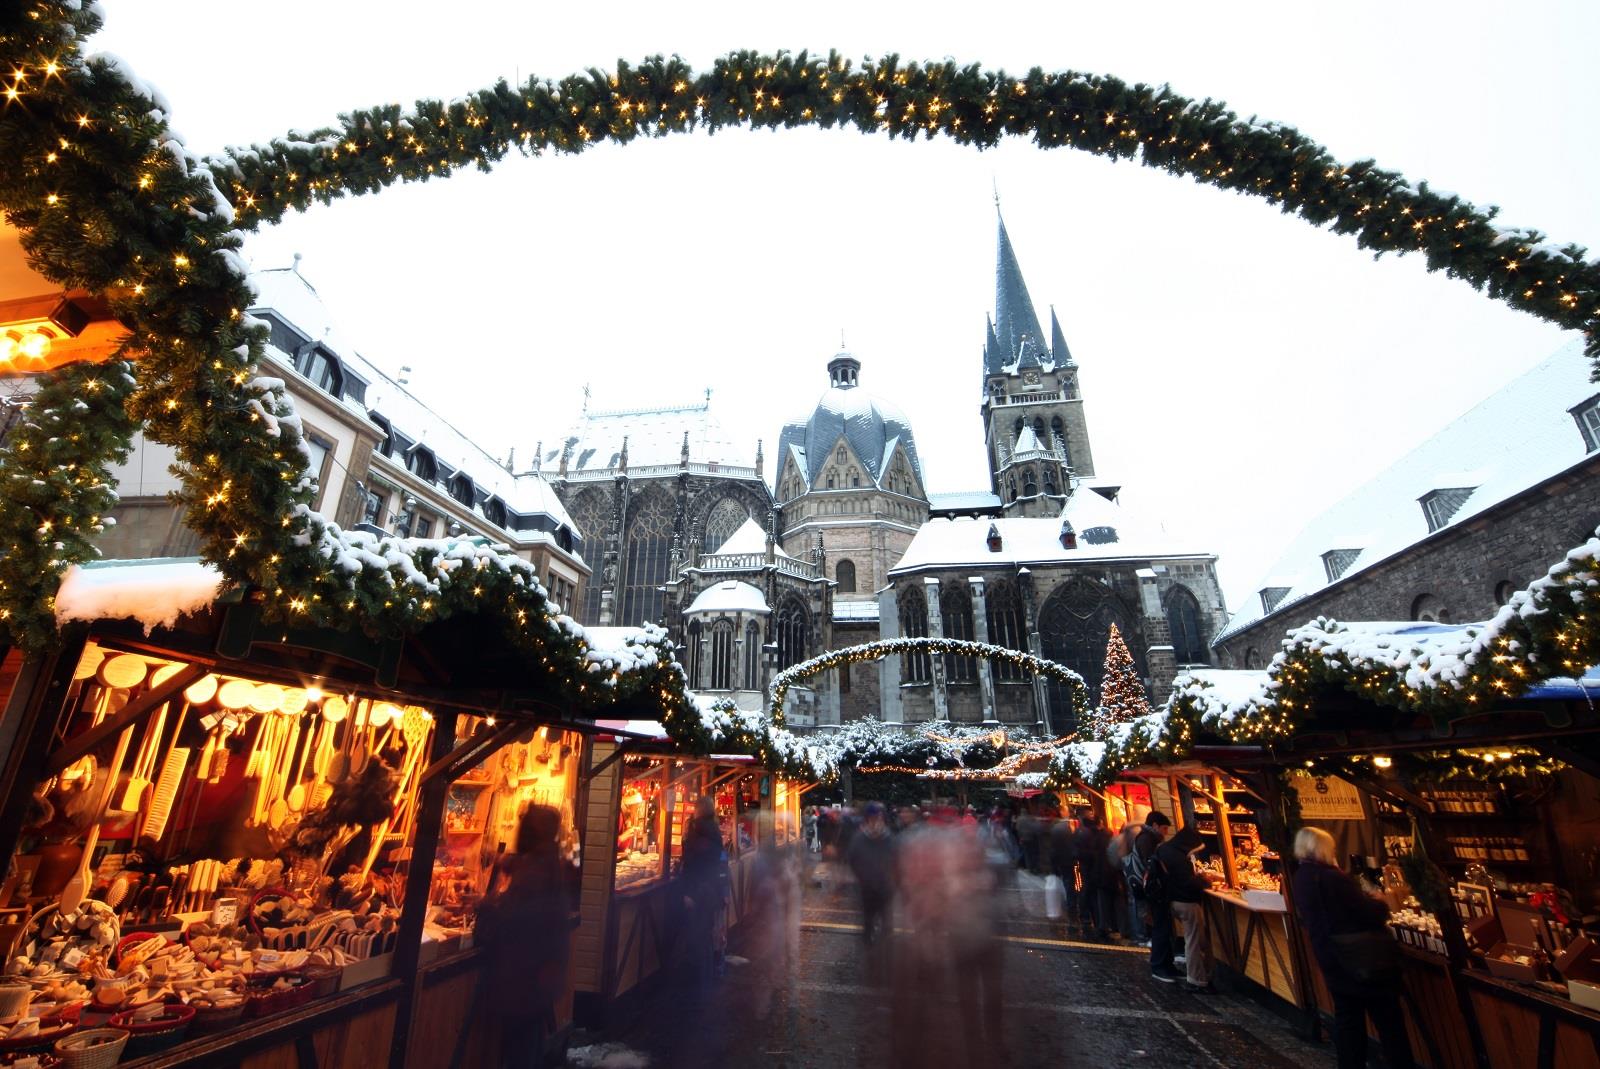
[565,1043,651,1068]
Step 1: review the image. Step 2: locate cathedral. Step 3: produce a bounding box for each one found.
[551,209,1227,732]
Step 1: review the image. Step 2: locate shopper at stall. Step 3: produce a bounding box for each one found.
[1135,811,1179,981]
[1072,810,1114,939]
[1112,819,1147,942]
[679,793,729,994]
[1157,823,1215,991]
[846,801,897,949]
[476,805,571,1069]
[1292,827,1417,1069]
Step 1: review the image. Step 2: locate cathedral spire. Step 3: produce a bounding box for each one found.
[1050,305,1074,366]
[993,207,1046,371]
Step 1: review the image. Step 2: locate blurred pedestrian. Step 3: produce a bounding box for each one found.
[847,801,897,948]
[476,805,571,1069]
[1157,823,1215,991]
[679,794,728,993]
[745,819,801,1021]
[1292,827,1416,1069]
[1072,810,1114,938]
[1136,812,1179,981]
[1017,809,1041,873]
[1048,814,1079,929]
[1112,819,1147,942]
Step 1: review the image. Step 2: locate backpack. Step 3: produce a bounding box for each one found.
[1136,851,1170,904]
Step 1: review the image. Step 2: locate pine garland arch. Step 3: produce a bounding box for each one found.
[0,3,1594,755]
[768,637,1090,727]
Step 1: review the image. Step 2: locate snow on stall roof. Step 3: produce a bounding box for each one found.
[687,581,770,615]
[55,559,225,633]
[1218,340,1596,643]
[892,487,1204,573]
[248,268,577,535]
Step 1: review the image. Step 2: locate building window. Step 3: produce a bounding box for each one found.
[826,473,836,489]
[449,473,475,508]
[1007,476,1017,502]
[369,414,394,458]
[295,344,343,397]
[1493,580,1517,607]
[566,487,610,625]
[1419,487,1476,533]
[701,498,748,554]
[1022,469,1038,497]
[941,583,976,682]
[1243,647,1261,670]
[1321,548,1362,583]
[1259,587,1291,614]
[710,620,735,689]
[744,621,763,690]
[414,516,432,539]
[1572,394,1600,452]
[619,487,675,627]
[1032,416,1046,443]
[836,559,856,593]
[483,497,507,529]
[1410,593,1450,623]
[687,620,703,688]
[406,446,437,483]
[1038,577,1133,717]
[361,486,387,526]
[302,434,332,508]
[899,584,931,684]
[851,471,860,488]
[985,580,1027,682]
[1165,586,1208,665]
[1044,471,1057,497]
[776,597,809,670]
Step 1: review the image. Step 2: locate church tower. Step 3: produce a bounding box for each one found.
[981,208,1096,517]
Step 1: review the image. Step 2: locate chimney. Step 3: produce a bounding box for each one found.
[986,523,1003,553]
[1060,521,1077,550]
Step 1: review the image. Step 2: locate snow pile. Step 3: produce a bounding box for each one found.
[55,560,225,633]
[1167,669,1274,729]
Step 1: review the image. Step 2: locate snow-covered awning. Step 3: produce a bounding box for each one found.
[54,558,226,634]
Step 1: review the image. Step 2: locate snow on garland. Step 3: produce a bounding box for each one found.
[768,637,1089,726]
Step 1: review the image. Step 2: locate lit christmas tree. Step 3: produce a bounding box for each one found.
[1092,623,1151,740]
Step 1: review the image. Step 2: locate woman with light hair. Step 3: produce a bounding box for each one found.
[1291,825,1416,1069]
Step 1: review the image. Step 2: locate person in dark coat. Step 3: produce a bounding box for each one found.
[1292,827,1417,1069]
[1048,816,1079,927]
[846,802,897,946]
[1135,812,1179,981]
[476,805,573,1069]
[679,794,728,992]
[1156,823,1215,990]
[1072,811,1114,938]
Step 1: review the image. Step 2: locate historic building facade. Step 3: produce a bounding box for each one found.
[1213,341,1600,669]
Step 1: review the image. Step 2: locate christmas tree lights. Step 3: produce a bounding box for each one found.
[1088,623,1150,740]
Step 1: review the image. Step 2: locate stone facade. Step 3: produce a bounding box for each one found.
[1215,455,1600,669]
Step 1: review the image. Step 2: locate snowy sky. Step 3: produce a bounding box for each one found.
[88,1,1599,613]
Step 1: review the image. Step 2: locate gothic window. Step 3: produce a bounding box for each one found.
[1044,471,1057,496]
[836,559,857,593]
[619,486,675,627]
[940,583,976,682]
[1013,417,1023,441]
[899,584,931,683]
[709,619,735,689]
[986,580,1027,682]
[566,488,611,625]
[744,621,763,690]
[1039,578,1138,724]
[850,470,861,488]
[1032,416,1046,442]
[826,471,836,489]
[1410,593,1450,623]
[701,498,748,553]
[836,447,847,463]
[1050,416,1064,451]
[1007,476,1017,502]
[1243,647,1262,670]
[686,619,703,688]
[1023,469,1038,497]
[1165,585,1209,665]
[775,596,809,670]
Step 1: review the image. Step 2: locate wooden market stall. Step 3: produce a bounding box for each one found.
[571,721,803,1024]
[0,559,677,1069]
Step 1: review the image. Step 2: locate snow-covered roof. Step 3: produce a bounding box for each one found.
[716,517,772,556]
[928,489,1004,513]
[777,355,925,488]
[1217,341,1598,643]
[893,486,1199,573]
[55,559,225,634]
[555,396,754,477]
[248,268,578,537]
[686,580,770,615]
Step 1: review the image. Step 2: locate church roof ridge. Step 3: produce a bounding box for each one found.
[585,398,711,419]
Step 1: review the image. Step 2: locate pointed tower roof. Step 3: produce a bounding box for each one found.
[993,209,1047,370]
[1050,305,1074,366]
[984,314,1004,376]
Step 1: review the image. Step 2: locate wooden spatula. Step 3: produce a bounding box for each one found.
[60,723,134,915]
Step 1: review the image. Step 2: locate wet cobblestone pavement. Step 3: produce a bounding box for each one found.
[574,870,1340,1069]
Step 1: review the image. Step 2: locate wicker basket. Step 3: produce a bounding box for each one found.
[244,975,314,1019]
[297,965,342,1000]
[187,997,245,1035]
[0,1016,77,1056]
[109,1003,193,1058]
[0,984,30,1018]
[53,1028,127,1069]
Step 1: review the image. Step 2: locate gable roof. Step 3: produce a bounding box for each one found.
[1216,340,1598,642]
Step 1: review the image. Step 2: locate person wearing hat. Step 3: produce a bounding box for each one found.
[847,801,897,950]
[1135,811,1181,982]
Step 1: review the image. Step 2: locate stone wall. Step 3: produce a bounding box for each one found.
[1214,458,1600,668]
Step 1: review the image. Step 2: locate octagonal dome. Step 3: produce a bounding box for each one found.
[776,351,924,490]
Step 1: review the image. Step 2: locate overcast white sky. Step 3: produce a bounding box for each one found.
[89,1,1599,612]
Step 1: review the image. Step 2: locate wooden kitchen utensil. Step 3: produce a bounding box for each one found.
[59,723,134,915]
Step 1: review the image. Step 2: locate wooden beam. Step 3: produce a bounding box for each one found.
[44,663,206,775]
[419,718,530,786]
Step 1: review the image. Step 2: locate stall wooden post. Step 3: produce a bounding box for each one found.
[1168,776,1184,829]
[1210,774,1239,889]
[389,707,460,1069]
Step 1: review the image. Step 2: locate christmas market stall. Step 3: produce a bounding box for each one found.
[571,717,805,1023]
[0,558,685,1069]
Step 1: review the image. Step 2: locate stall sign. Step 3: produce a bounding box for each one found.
[1293,773,1364,819]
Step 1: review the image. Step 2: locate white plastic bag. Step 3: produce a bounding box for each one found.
[1044,873,1063,919]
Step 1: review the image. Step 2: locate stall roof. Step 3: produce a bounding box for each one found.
[55,558,225,633]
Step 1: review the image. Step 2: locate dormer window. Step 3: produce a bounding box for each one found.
[1322,548,1362,582]
[1573,393,1600,452]
[1059,521,1077,550]
[1260,586,1291,614]
[449,472,475,507]
[1420,487,1476,533]
[368,413,394,458]
[1082,525,1118,545]
[406,446,437,482]
[986,524,1003,552]
[294,342,343,397]
[483,497,508,528]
